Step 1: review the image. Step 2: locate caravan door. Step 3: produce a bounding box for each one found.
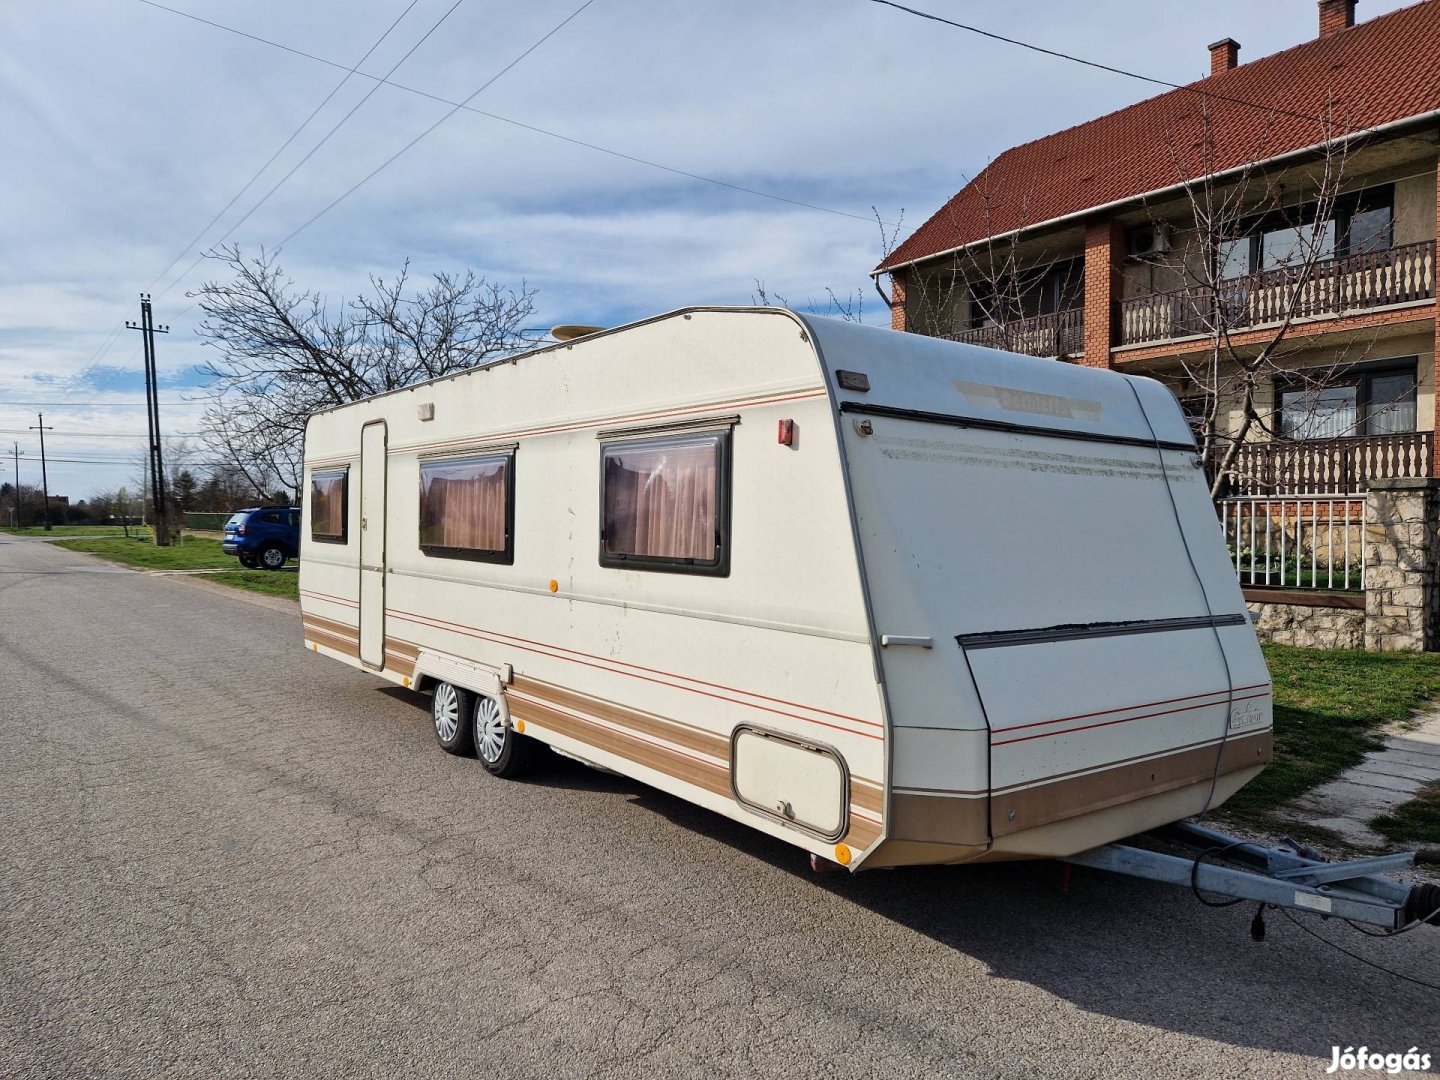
[358,421,388,670]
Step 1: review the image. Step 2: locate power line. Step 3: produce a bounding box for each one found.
[0,429,203,439]
[52,0,430,415]
[866,0,1440,149]
[154,0,470,299]
[0,400,201,408]
[144,0,423,294]
[275,0,601,249]
[131,0,889,228]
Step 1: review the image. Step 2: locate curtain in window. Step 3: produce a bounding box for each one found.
[1280,386,1358,440]
[603,437,717,561]
[1367,373,1416,435]
[420,457,508,551]
[311,473,346,538]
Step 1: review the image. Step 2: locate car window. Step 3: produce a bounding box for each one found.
[260,511,282,524]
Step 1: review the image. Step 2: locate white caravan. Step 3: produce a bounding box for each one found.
[298,307,1272,871]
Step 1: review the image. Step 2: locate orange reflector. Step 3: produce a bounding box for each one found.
[515,719,526,734]
[402,677,410,688]
[548,579,558,593]
[833,843,852,866]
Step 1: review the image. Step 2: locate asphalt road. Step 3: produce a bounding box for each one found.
[2,536,1437,1079]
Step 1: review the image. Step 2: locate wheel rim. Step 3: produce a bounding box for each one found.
[475,697,506,764]
[263,549,283,567]
[433,683,459,742]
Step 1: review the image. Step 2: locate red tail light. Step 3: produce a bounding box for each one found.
[237,524,246,535]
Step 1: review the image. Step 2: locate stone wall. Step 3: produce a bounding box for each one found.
[1248,601,1365,649]
[1364,478,1440,652]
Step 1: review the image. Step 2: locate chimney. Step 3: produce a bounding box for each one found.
[1208,37,1240,75]
[1318,0,1357,37]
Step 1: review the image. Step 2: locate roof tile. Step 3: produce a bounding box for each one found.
[878,0,1440,271]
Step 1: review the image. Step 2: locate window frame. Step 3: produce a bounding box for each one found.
[597,426,733,577]
[309,467,350,544]
[417,448,517,565]
[1274,357,1418,441]
[1216,183,1395,278]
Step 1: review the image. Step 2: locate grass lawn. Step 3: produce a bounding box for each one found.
[1219,645,1440,846]
[51,534,299,600]
[1371,783,1440,848]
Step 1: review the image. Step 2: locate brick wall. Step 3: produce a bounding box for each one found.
[1081,220,1121,367]
[890,271,908,332]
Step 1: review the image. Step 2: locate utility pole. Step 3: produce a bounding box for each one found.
[28,416,53,531]
[8,444,21,528]
[126,294,171,545]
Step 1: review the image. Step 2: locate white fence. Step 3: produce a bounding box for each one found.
[1217,496,1365,592]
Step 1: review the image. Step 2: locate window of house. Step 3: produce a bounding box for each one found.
[1277,360,1417,440]
[1218,184,1394,279]
[418,451,514,563]
[310,469,348,543]
[600,430,730,576]
[969,258,1083,328]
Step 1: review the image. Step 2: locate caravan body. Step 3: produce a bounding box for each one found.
[299,307,1271,870]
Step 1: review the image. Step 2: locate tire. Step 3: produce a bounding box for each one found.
[258,544,286,570]
[432,681,475,756]
[473,694,534,778]
[238,553,258,568]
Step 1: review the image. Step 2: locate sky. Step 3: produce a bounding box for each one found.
[0,0,1416,501]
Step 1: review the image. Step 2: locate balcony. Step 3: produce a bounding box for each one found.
[1209,431,1434,496]
[946,307,1084,358]
[1118,241,1437,347]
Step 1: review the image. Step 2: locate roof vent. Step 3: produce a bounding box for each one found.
[1318,0,1356,37]
[550,324,606,342]
[1208,37,1240,75]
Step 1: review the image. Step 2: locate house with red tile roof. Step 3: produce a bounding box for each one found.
[875,0,1439,498]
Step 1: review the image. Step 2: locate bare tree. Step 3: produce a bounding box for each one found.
[1134,103,1392,497]
[883,189,1083,361]
[192,245,538,496]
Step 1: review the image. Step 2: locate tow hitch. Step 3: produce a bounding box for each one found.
[1064,820,1440,932]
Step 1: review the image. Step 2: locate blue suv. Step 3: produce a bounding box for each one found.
[222,506,301,570]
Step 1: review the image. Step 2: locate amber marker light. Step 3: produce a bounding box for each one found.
[833,843,852,866]
[548,579,559,593]
[514,719,526,734]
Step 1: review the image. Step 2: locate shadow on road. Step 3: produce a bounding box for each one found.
[372,682,1436,1056]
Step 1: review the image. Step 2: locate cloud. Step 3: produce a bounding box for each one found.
[0,0,1414,497]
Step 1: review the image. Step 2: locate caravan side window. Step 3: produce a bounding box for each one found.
[599,430,730,576]
[310,469,348,543]
[419,452,515,564]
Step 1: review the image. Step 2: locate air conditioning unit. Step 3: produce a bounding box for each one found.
[1126,224,1172,258]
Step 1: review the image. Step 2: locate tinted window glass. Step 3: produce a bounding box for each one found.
[419,453,513,562]
[600,431,728,574]
[311,470,348,542]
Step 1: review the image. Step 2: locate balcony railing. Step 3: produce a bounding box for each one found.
[1208,431,1433,496]
[946,307,1084,358]
[1118,240,1437,347]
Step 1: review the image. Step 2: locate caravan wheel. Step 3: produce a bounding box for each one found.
[431,681,475,756]
[474,695,533,778]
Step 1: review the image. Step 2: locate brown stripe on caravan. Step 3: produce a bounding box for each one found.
[384,647,416,678]
[510,680,883,852]
[850,777,884,816]
[387,638,421,660]
[303,614,358,640]
[305,631,359,659]
[991,730,1272,838]
[512,676,729,759]
[509,694,732,798]
[841,815,883,850]
[890,791,990,847]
